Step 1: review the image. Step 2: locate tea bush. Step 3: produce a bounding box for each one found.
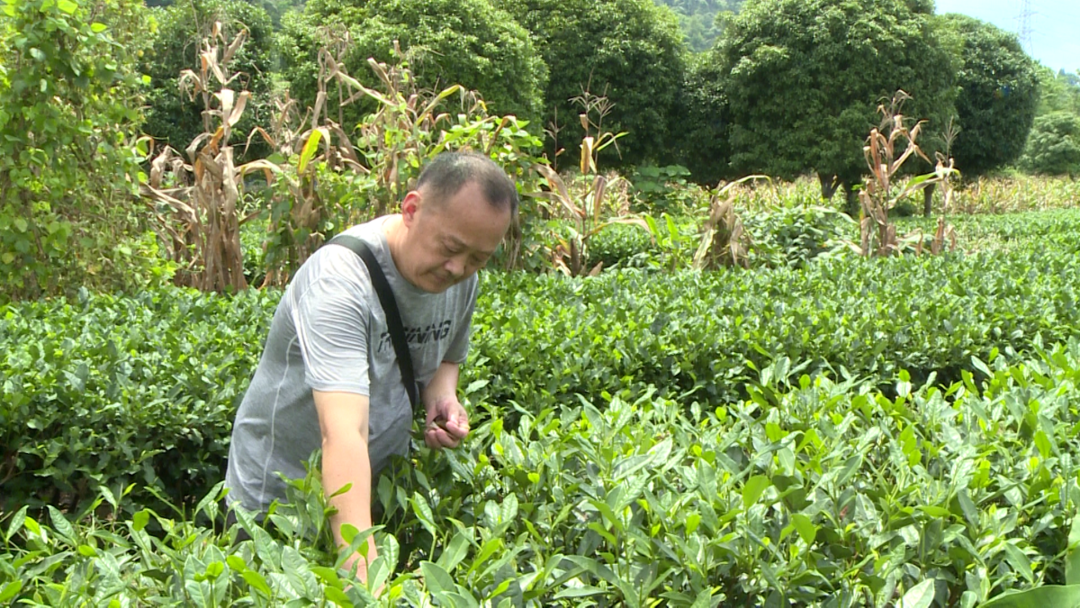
[6,341,1080,605]
[7,211,1080,516]
[0,288,276,514]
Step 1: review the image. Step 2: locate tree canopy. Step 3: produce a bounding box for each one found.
[1021,111,1080,176]
[712,0,957,198]
[651,0,744,51]
[1036,67,1080,117]
[279,0,546,133]
[499,0,688,170]
[942,14,1039,178]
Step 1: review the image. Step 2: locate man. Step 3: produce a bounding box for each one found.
[225,152,515,582]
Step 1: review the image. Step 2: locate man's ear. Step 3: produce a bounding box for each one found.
[401,190,422,226]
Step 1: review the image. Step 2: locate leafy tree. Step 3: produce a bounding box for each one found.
[144,0,302,26]
[677,53,731,184]
[941,14,1039,178]
[279,0,546,134]
[1020,112,1080,176]
[711,0,957,206]
[1035,66,1080,117]
[0,0,158,299]
[141,0,276,161]
[499,0,687,170]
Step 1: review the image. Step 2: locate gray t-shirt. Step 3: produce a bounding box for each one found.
[225,216,477,512]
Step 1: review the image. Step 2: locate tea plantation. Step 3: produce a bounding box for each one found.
[5,210,1080,606]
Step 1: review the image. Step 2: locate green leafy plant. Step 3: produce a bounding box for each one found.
[0,0,153,300]
[629,164,698,214]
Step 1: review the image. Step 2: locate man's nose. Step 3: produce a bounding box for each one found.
[445,255,466,277]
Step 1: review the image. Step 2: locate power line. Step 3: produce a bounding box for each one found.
[1016,0,1035,54]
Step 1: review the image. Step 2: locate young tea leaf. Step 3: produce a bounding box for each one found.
[791,513,817,545]
[420,561,455,596]
[742,475,771,510]
[1066,511,1080,586]
[3,506,28,542]
[896,580,935,608]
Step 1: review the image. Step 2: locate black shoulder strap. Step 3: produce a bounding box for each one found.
[328,234,420,410]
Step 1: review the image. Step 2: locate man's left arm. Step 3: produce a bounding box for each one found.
[421,361,469,448]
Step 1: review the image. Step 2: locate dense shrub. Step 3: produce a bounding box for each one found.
[743,204,853,267]
[5,338,1080,604]
[497,0,688,169]
[0,0,157,300]
[278,0,546,134]
[1020,112,1080,177]
[0,288,275,513]
[7,211,1080,515]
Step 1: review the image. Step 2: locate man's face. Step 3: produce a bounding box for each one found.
[400,181,512,293]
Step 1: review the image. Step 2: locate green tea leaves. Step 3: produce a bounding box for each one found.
[742,475,771,511]
[897,580,936,608]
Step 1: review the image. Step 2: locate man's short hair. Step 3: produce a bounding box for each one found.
[415,152,518,215]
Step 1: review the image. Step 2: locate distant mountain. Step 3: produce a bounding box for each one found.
[652,0,744,52]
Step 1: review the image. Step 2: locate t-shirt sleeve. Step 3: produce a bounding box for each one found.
[443,277,478,364]
[291,276,371,395]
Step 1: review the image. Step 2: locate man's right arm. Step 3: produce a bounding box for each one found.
[313,389,378,583]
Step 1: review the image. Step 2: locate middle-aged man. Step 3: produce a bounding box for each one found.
[224,152,516,582]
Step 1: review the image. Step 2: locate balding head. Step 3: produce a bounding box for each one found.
[415,152,519,216]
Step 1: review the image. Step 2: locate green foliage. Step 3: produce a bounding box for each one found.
[1020,112,1080,177]
[499,0,688,169]
[141,0,276,161]
[743,204,853,267]
[9,210,1080,517]
[582,221,658,269]
[0,287,275,514]
[1035,66,1080,117]
[470,215,1080,407]
[676,51,731,184]
[941,14,1040,178]
[628,164,696,213]
[279,0,546,135]
[651,0,744,51]
[9,340,1080,603]
[713,0,958,191]
[0,0,156,301]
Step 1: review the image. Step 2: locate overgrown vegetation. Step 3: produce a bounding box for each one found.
[0,0,158,301]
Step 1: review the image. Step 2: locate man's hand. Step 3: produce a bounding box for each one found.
[425,395,469,449]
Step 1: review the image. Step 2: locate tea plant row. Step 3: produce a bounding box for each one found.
[5,340,1080,605]
[4,221,1080,515]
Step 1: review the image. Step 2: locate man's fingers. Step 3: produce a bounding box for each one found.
[424,427,461,449]
[444,418,469,439]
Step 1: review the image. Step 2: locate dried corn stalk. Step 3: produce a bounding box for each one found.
[692,175,769,270]
[142,23,277,292]
[851,91,959,257]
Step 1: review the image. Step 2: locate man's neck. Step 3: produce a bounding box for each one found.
[382,214,406,274]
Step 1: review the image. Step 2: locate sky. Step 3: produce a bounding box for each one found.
[935,0,1079,74]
